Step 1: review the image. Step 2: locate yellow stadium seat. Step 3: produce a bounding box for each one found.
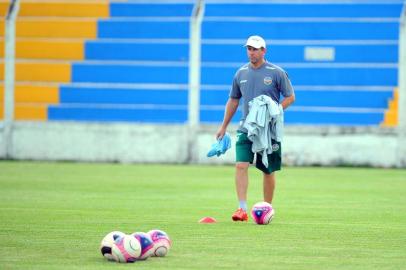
[15,104,48,120]
[0,85,59,103]
[0,62,71,82]
[381,88,398,127]
[0,1,8,17]
[0,19,98,38]
[0,1,109,18]
[0,39,84,60]
[0,85,58,120]
[18,1,109,17]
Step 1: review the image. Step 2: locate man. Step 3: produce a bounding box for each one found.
[215,35,295,221]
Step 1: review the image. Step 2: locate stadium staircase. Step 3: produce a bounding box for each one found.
[0,0,403,126]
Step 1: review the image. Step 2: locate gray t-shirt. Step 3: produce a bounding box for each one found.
[229,61,294,132]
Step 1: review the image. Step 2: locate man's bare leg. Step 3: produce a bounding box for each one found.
[235,162,249,203]
[232,162,250,221]
[263,172,275,203]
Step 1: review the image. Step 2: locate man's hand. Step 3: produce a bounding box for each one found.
[281,93,295,110]
[216,127,227,140]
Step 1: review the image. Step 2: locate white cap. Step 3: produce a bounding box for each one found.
[244,35,266,49]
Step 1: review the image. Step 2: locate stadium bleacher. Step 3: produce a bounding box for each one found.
[0,0,107,120]
[0,0,404,126]
[200,2,402,126]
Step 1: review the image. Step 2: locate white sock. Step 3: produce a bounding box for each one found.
[239,200,247,211]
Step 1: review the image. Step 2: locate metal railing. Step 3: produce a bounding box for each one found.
[398,2,406,167]
[187,0,205,163]
[3,0,20,158]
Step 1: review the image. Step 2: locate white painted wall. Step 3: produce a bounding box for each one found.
[0,122,189,163]
[0,122,402,168]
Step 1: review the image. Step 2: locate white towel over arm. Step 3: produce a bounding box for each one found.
[243,95,283,167]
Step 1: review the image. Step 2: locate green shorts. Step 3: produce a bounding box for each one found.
[235,132,281,174]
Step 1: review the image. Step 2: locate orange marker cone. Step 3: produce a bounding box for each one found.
[199,217,217,223]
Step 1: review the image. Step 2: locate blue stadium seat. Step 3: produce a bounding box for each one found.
[85,41,189,62]
[84,41,397,63]
[200,65,397,86]
[201,43,398,63]
[202,20,399,40]
[59,86,187,105]
[200,89,393,109]
[110,3,193,17]
[48,106,187,123]
[97,19,190,39]
[284,110,384,125]
[204,3,403,18]
[72,63,188,84]
[199,109,384,125]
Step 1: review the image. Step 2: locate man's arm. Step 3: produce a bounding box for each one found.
[281,93,295,110]
[216,98,239,139]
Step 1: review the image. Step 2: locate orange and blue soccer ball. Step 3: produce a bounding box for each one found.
[251,202,274,225]
[147,229,171,257]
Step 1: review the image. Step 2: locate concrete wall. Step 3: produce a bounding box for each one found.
[198,125,402,168]
[0,122,189,163]
[0,122,403,168]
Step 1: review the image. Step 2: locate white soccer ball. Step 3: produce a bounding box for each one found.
[131,232,155,260]
[251,202,275,225]
[100,231,126,261]
[111,234,142,263]
[147,229,172,257]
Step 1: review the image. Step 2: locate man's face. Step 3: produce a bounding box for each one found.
[246,46,266,64]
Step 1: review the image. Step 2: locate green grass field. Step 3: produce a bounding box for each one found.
[0,161,405,269]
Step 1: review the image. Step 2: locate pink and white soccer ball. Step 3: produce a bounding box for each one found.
[131,232,155,260]
[147,229,172,257]
[111,234,142,263]
[100,231,126,261]
[251,202,275,225]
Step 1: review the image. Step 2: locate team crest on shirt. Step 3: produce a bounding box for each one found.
[272,144,279,152]
[264,77,273,85]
